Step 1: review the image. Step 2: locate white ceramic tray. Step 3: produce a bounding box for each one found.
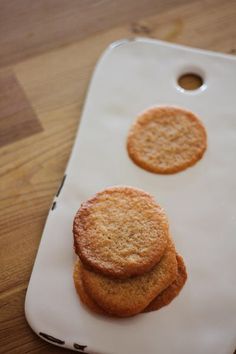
[25,38,236,354]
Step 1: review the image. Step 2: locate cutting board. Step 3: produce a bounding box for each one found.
[25,38,236,354]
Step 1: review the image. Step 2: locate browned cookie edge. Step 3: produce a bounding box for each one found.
[73,259,105,315]
[80,237,177,317]
[73,186,168,279]
[144,253,187,312]
[127,106,207,174]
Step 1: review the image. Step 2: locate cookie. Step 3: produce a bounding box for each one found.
[127,106,207,174]
[144,254,187,312]
[74,253,187,316]
[80,237,177,317]
[73,259,105,315]
[73,186,169,279]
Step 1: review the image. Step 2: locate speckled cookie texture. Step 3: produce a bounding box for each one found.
[73,186,169,279]
[144,254,187,312]
[127,106,207,174]
[80,237,177,317]
[74,252,186,317]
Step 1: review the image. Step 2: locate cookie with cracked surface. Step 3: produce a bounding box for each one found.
[80,237,177,317]
[73,186,169,279]
[127,106,207,174]
[144,253,187,312]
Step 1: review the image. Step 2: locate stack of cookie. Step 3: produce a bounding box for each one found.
[73,186,187,317]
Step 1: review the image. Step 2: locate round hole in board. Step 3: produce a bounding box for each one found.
[177,73,203,91]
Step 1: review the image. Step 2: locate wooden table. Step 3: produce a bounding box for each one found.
[0,0,235,352]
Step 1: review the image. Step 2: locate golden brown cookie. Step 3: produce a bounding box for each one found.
[144,254,187,312]
[80,237,177,317]
[73,253,186,317]
[127,106,207,174]
[73,186,169,279]
[73,259,105,315]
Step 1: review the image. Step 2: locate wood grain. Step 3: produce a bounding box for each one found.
[0,0,236,352]
[0,72,42,147]
[0,0,189,68]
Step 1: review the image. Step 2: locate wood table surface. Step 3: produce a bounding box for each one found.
[0,0,236,353]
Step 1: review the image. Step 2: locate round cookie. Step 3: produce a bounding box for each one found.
[144,254,187,313]
[73,260,105,315]
[80,237,177,317]
[127,106,207,174]
[73,186,169,279]
[73,253,186,317]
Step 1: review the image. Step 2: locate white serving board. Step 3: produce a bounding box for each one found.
[25,38,236,354]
